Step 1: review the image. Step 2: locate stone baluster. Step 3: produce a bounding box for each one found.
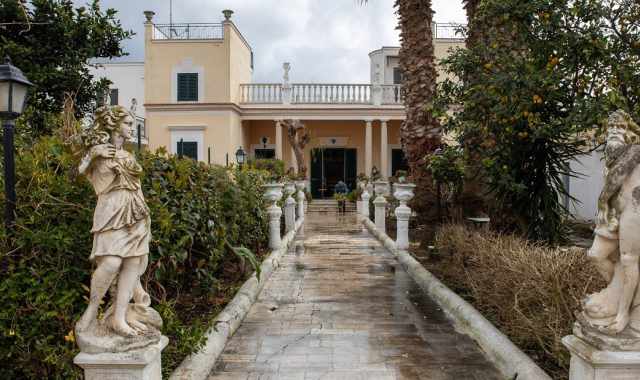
[295,180,306,220]
[263,183,284,250]
[284,182,296,233]
[393,183,416,250]
[361,184,371,219]
[373,181,389,232]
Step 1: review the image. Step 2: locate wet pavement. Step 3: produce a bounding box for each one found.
[209,212,502,380]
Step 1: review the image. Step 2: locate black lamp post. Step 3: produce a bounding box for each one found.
[235,146,246,168]
[0,56,33,228]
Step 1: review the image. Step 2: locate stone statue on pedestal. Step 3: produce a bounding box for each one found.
[576,109,640,349]
[75,105,162,354]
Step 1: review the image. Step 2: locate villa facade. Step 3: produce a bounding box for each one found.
[138,10,464,197]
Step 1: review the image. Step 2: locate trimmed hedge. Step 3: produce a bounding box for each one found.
[0,137,269,379]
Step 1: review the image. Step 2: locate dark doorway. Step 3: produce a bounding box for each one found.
[310,148,357,198]
[391,148,409,177]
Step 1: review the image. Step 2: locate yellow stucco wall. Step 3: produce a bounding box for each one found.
[434,39,465,82]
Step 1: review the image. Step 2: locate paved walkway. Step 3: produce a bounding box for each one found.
[209,212,501,380]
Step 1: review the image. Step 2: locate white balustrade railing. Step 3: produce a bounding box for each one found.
[239,83,406,105]
[381,85,404,105]
[292,84,371,104]
[240,84,283,103]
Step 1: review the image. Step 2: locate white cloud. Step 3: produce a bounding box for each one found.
[77,0,465,82]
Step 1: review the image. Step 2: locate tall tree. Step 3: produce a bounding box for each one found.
[439,0,627,242]
[0,0,132,137]
[395,0,442,227]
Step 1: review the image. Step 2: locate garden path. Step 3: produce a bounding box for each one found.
[208,211,501,380]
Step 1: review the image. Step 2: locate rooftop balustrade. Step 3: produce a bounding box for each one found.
[239,83,404,106]
[434,23,466,40]
[152,23,224,40]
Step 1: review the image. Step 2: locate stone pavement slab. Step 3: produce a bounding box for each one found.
[209,213,502,380]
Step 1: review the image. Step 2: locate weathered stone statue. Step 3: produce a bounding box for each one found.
[577,109,640,347]
[75,105,162,354]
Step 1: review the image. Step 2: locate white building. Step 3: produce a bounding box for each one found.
[89,61,147,145]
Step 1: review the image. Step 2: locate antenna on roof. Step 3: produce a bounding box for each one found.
[169,0,173,27]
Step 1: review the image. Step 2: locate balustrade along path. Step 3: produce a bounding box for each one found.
[209,210,501,380]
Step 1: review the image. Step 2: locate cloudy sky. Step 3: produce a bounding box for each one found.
[80,0,466,83]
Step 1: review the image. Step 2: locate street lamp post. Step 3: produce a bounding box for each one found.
[0,56,33,228]
[235,146,246,168]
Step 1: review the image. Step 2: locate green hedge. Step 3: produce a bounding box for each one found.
[0,137,269,379]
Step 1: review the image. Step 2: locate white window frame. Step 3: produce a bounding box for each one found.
[169,126,206,162]
[171,58,204,103]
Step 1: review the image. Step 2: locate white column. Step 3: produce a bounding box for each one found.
[365,119,373,176]
[361,187,371,219]
[275,120,283,160]
[295,181,306,221]
[284,183,296,233]
[380,119,389,178]
[374,195,387,232]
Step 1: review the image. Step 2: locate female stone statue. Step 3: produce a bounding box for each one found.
[75,106,160,349]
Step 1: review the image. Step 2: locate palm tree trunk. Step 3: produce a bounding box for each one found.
[396,0,441,230]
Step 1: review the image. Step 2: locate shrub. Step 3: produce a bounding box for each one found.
[428,224,603,380]
[0,137,269,379]
[247,158,285,182]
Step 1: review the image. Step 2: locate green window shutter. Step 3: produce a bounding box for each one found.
[177,73,198,101]
[393,67,403,84]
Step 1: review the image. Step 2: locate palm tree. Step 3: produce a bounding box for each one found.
[360,0,442,231]
[394,0,442,226]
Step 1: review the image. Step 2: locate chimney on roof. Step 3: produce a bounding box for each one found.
[222,9,234,21]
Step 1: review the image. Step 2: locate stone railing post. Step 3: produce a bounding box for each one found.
[393,183,416,250]
[284,182,296,233]
[372,83,383,106]
[373,181,389,232]
[361,186,371,219]
[295,180,306,221]
[263,183,283,250]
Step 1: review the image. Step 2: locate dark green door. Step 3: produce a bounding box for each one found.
[310,148,357,199]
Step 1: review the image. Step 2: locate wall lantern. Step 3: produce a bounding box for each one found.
[0,56,33,228]
[235,146,246,167]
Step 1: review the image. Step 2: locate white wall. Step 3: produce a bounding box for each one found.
[89,62,145,117]
[568,150,604,221]
[369,47,400,85]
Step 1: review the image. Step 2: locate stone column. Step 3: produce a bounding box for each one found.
[380,119,389,178]
[365,119,373,176]
[373,181,388,232]
[295,180,306,221]
[393,183,415,250]
[275,120,283,160]
[284,182,296,233]
[263,183,283,250]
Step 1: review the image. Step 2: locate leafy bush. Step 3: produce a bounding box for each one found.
[246,158,285,182]
[427,224,603,379]
[439,0,640,242]
[0,137,269,379]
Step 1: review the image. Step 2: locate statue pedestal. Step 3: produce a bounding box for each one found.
[74,335,168,380]
[563,335,640,380]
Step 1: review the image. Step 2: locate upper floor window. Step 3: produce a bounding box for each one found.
[177,73,198,101]
[393,67,403,85]
[109,88,119,105]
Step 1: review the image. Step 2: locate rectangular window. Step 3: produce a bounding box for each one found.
[177,141,198,161]
[391,148,409,177]
[393,67,403,85]
[109,88,119,105]
[177,73,198,101]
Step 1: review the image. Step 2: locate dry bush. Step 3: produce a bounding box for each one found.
[428,224,604,379]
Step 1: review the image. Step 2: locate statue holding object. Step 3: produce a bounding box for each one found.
[577,109,640,349]
[75,105,162,354]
